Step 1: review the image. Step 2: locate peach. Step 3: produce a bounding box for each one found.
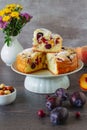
[75,46,87,65]
[79,73,87,90]
[81,47,87,64]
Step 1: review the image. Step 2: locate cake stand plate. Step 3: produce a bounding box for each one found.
[11,60,83,94]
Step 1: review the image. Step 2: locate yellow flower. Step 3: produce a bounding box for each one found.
[3,15,11,22]
[10,11,19,18]
[6,4,22,11]
[0,10,5,17]
[4,8,12,14]
[6,3,16,9]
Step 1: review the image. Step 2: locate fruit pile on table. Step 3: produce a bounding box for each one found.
[37,88,86,125]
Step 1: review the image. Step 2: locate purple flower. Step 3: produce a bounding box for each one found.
[0,16,2,21]
[21,13,33,21]
[3,22,8,29]
[0,17,7,29]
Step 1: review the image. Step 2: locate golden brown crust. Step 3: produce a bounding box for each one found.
[57,56,78,74]
[16,50,46,73]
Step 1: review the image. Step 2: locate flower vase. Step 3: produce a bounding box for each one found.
[1,36,23,66]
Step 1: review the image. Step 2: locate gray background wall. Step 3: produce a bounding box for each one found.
[0,0,87,51]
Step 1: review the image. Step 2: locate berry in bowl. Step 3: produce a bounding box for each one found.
[0,84,16,105]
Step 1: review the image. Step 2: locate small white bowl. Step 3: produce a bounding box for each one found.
[0,88,16,105]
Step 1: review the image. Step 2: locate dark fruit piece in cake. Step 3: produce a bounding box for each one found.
[69,91,86,108]
[35,57,39,65]
[55,88,69,101]
[31,62,36,69]
[45,44,51,49]
[41,37,47,43]
[50,107,69,125]
[37,32,43,40]
[55,37,60,44]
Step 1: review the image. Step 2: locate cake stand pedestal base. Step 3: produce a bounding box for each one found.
[24,75,70,94]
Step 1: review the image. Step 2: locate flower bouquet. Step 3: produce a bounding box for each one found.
[0,3,32,46]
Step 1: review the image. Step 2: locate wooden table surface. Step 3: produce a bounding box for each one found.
[0,58,87,130]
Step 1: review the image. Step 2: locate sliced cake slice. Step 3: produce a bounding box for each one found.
[32,28,63,53]
[46,47,78,75]
[16,49,46,73]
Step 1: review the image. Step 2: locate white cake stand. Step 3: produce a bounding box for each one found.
[11,60,83,94]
